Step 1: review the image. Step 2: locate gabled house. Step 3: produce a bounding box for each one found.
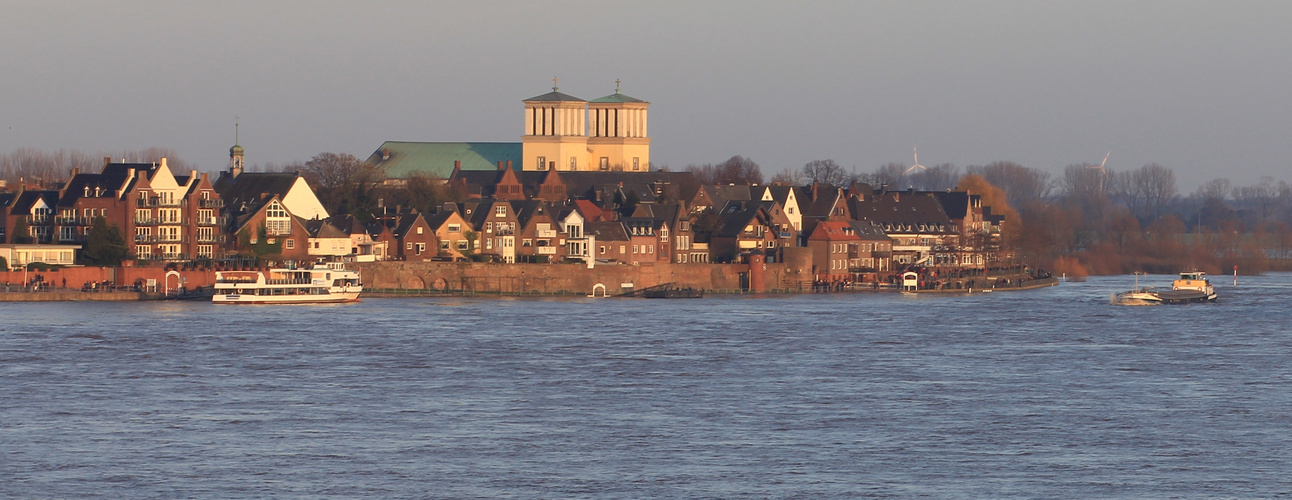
[1,189,59,244]
[807,220,862,283]
[228,196,312,261]
[303,218,352,258]
[585,220,631,263]
[427,209,471,260]
[467,199,521,263]
[513,200,563,262]
[390,211,436,261]
[709,202,779,264]
[556,204,589,262]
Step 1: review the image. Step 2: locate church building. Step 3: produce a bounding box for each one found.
[365,81,651,178]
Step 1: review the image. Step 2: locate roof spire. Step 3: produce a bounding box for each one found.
[615,78,621,94]
[552,76,558,92]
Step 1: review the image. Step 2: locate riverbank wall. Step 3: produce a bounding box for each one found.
[358,260,807,295]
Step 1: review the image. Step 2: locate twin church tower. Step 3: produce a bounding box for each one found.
[522,79,650,172]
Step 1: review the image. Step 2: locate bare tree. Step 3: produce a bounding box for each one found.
[802,159,848,187]
[871,162,909,190]
[965,161,1053,211]
[769,167,805,186]
[1,147,199,186]
[1113,163,1177,223]
[908,163,960,191]
[1233,176,1280,222]
[301,152,385,219]
[717,155,764,185]
[1194,178,1231,201]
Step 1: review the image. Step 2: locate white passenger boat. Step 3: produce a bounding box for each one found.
[212,263,362,304]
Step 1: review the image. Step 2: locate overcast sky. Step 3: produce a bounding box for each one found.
[3,0,1289,189]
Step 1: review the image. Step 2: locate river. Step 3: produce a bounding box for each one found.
[2,274,1290,498]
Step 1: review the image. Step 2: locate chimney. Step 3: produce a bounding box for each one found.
[103,157,111,169]
[506,160,512,170]
[381,148,390,161]
[71,167,80,177]
[498,161,505,171]
[200,172,209,183]
[160,157,168,169]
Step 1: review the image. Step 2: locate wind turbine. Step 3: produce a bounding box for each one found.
[904,146,927,175]
[1087,151,1110,191]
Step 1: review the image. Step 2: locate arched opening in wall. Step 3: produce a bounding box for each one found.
[432,278,449,291]
[407,276,426,289]
[589,283,607,298]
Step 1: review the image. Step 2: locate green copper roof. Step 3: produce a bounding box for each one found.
[589,92,647,103]
[365,141,522,178]
[523,90,586,102]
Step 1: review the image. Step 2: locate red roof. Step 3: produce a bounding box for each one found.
[807,220,861,241]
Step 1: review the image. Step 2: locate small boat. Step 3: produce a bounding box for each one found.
[1112,271,1215,305]
[212,262,362,304]
[1112,273,1161,305]
[641,285,704,299]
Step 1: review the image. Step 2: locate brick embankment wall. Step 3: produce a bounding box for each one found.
[0,291,154,302]
[0,266,222,292]
[359,261,810,295]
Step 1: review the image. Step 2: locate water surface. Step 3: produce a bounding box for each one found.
[2,274,1290,498]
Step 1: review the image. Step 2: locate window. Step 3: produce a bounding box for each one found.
[457,241,468,251]
[600,157,609,170]
[406,242,413,250]
[197,245,213,258]
[495,206,507,216]
[633,245,639,254]
[417,227,424,235]
[440,241,450,250]
[570,157,577,170]
[415,243,425,255]
[537,156,546,170]
[285,239,295,250]
[633,157,640,171]
[136,245,151,259]
[600,245,606,255]
[448,224,460,233]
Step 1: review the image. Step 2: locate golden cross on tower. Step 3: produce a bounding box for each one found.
[615,79,621,93]
[552,76,558,92]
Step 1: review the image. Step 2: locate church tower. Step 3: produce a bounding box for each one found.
[587,80,650,171]
[521,78,588,171]
[229,122,245,178]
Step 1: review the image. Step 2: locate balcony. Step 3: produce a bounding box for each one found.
[195,234,227,243]
[137,197,184,208]
[196,217,227,226]
[135,218,160,226]
[57,216,93,225]
[198,198,225,208]
[156,234,183,243]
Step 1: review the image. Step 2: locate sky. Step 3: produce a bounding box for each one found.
[3,0,1290,189]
